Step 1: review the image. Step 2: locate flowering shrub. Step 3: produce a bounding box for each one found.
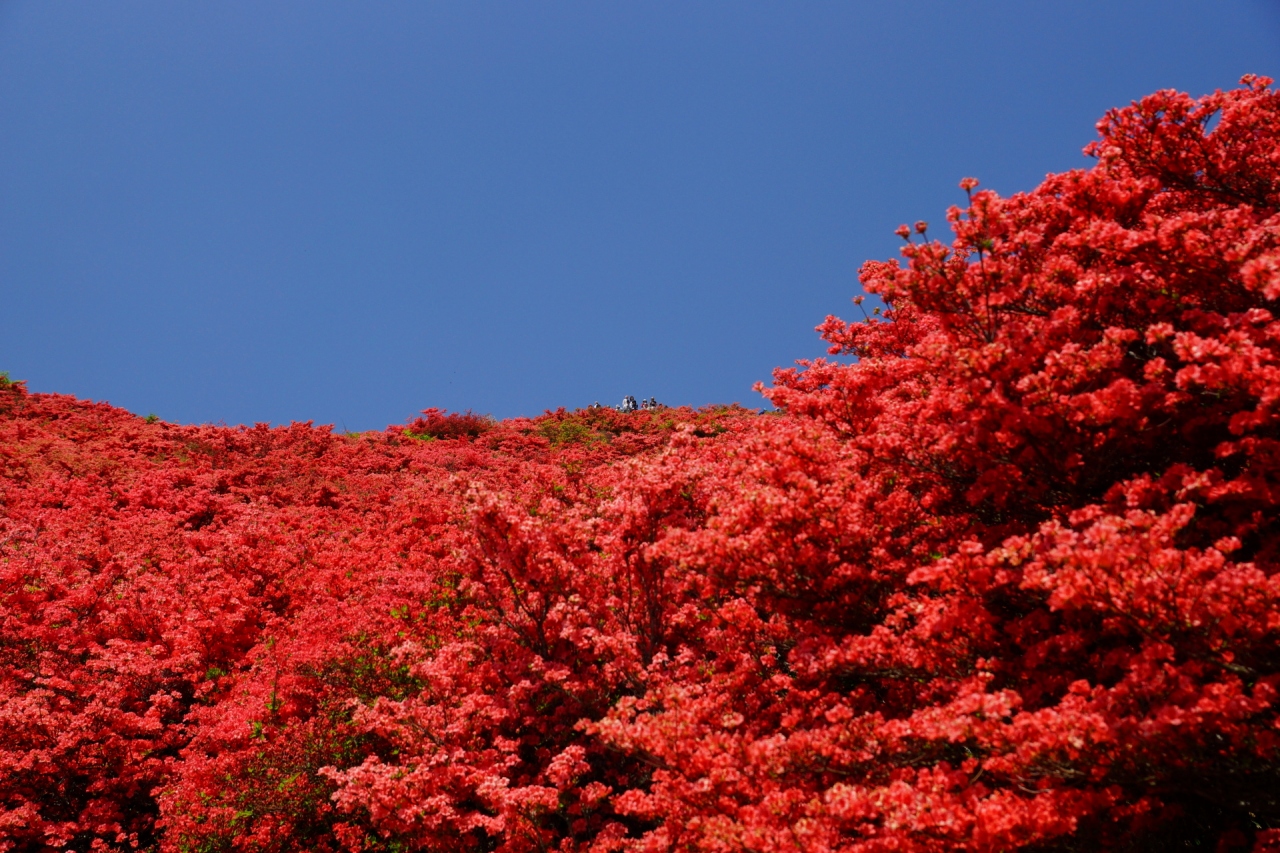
[4,77,1280,851]
[401,408,495,441]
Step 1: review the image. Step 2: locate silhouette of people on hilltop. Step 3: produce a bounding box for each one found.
[610,395,660,412]
[584,397,662,412]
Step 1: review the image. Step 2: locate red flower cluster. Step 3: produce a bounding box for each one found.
[4,77,1280,851]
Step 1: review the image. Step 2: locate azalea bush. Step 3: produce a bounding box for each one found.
[4,77,1280,851]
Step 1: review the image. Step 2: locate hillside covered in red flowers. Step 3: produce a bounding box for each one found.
[6,77,1280,852]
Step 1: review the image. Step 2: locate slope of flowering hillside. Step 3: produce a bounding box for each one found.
[5,76,1280,852]
[0,388,752,851]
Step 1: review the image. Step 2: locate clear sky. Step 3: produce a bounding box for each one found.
[2,2,1279,429]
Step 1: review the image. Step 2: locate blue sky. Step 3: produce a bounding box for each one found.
[2,1,1279,429]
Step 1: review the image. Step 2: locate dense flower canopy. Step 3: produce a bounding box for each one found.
[4,77,1280,851]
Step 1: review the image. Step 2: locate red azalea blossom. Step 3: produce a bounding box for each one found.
[5,77,1280,851]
